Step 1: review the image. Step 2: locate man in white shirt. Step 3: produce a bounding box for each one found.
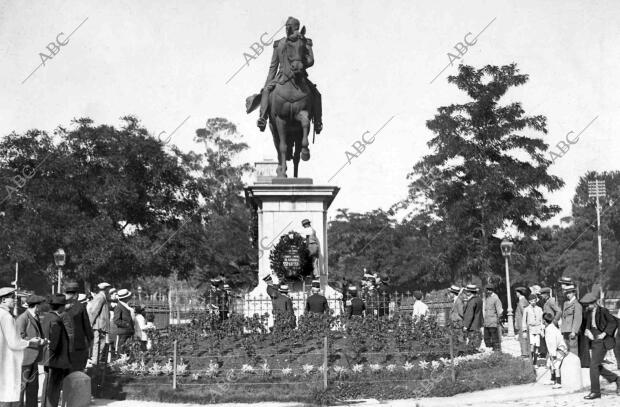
[412,291,429,318]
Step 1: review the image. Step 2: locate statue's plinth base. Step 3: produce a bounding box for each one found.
[244,181,340,321]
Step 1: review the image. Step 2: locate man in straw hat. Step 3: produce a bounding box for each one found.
[462,284,483,349]
[113,289,135,351]
[264,275,294,330]
[560,284,582,356]
[0,287,44,405]
[580,292,619,399]
[87,282,111,365]
[306,280,329,314]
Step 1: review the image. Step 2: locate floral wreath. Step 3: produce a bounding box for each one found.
[269,231,313,281]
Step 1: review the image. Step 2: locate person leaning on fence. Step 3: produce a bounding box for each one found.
[483,285,503,352]
[543,312,567,389]
[347,286,365,319]
[580,292,620,400]
[1,288,45,407]
[560,284,581,356]
[15,295,46,407]
[522,294,543,365]
[514,286,530,358]
[41,294,72,407]
[306,280,329,314]
[462,284,483,350]
[113,289,135,352]
[87,282,110,365]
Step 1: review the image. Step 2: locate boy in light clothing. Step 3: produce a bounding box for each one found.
[522,294,543,365]
[543,312,567,388]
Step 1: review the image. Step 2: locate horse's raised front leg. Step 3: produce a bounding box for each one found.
[274,116,288,177]
[296,111,311,161]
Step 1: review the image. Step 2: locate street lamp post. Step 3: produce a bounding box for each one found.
[53,248,66,294]
[501,239,515,336]
[588,179,606,295]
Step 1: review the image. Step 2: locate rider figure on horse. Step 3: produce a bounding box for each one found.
[257,16,323,134]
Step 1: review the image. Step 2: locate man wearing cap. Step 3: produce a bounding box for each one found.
[462,285,483,349]
[514,287,530,357]
[306,281,329,314]
[113,289,135,351]
[64,282,94,371]
[483,285,503,351]
[581,292,619,399]
[279,285,296,328]
[301,219,320,277]
[347,286,365,319]
[41,294,71,407]
[88,282,110,365]
[16,294,45,407]
[560,284,582,356]
[1,288,44,406]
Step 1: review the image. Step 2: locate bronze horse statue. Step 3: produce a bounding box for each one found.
[247,28,315,178]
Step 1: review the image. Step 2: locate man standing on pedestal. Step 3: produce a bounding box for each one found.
[300,219,320,278]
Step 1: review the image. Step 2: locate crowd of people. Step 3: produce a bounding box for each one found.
[0,282,155,407]
[447,277,620,399]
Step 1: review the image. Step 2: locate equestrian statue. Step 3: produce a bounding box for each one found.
[246,16,323,178]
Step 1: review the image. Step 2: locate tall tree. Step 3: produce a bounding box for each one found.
[398,64,564,284]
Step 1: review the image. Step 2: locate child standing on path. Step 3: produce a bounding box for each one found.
[522,294,543,365]
[543,312,567,388]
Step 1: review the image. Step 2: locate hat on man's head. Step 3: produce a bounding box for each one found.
[64,281,80,293]
[0,287,15,298]
[563,284,577,293]
[25,294,45,305]
[580,292,598,304]
[448,285,461,295]
[529,285,541,295]
[263,275,274,283]
[279,284,289,293]
[528,294,538,301]
[109,288,117,294]
[348,286,358,292]
[117,289,132,300]
[558,276,573,285]
[302,219,311,226]
[465,284,479,293]
[515,286,528,295]
[98,282,111,290]
[77,294,88,304]
[49,294,66,306]
[223,284,230,290]
[540,287,551,294]
[311,280,320,288]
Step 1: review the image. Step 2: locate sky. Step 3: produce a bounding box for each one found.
[2,0,619,224]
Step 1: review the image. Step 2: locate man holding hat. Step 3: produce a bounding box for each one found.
[1,287,44,405]
[483,285,503,352]
[64,281,94,372]
[113,289,135,351]
[88,282,111,365]
[560,284,582,356]
[41,294,72,407]
[306,280,329,314]
[462,285,483,349]
[15,294,46,407]
[265,278,294,330]
[514,287,530,357]
[580,292,619,399]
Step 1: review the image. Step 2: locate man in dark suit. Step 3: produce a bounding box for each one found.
[347,286,365,318]
[462,284,483,350]
[41,294,71,407]
[581,293,620,400]
[113,289,135,351]
[16,294,46,407]
[64,282,94,371]
[306,281,329,314]
[265,279,295,330]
